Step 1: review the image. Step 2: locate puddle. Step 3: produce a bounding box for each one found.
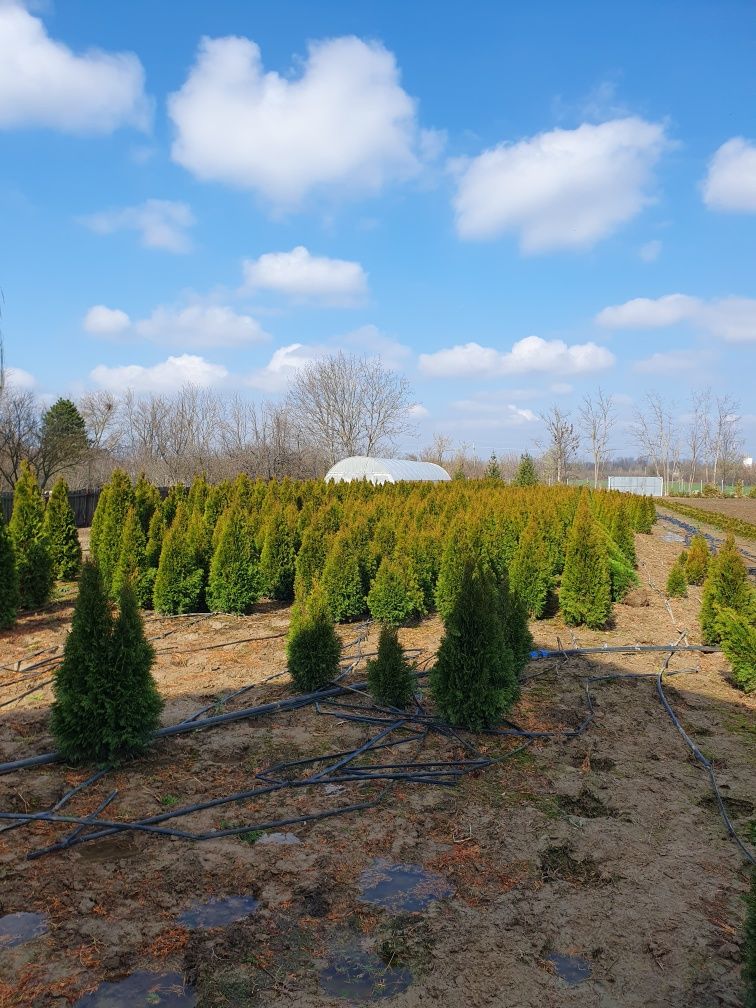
[662,532,686,543]
[359,859,454,912]
[74,971,196,1006]
[320,943,412,1001]
[177,896,259,929]
[0,911,49,948]
[547,952,592,986]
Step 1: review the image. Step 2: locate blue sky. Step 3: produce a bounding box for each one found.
[1,0,754,457]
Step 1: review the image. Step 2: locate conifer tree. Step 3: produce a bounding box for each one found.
[0,510,19,629]
[367,556,425,624]
[513,454,538,486]
[52,565,162,765]
[321,532,366,621]
[152,504,205,614]
[145,507,166,569]
[9,461,53,608]
[366,624,415,708]
[89,484,109,561]
[509,517,551,618]
[559,496,612,629]
[685,535,710,585]
[435,529,471,620]
[106,582,162,759]
[484,452,502,481]
[700,535,752,644]
[294,523,329,598]
[714,605,756,692]
[743,869,756,1008]
[611,505,637,567]
[666,558,688,598]
[51,561,114,764]
[112,506,151,607]
[431,559,517,730]
[287,583,342,692]
[133,474,161,535]
[94,470,134,593]
[43,478,82,580]
[259,510,296,600]
[206,506,260,614]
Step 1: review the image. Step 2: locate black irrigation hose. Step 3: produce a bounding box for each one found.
[0,767,110,835]
[0,678,54,709]
[528,644,720,660]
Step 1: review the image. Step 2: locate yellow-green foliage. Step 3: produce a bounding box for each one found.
[98,473,642,630]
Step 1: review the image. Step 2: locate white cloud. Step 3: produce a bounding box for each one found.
[83,305,131,335]
[408,403,429,418]
[83,200,195,253]
[596,293,700,329]
[0,2,149,133]
[419,336,615,378]
[83,301,268,348]
[633,349,709,374]
[245,343,317,393]
[597,293,756,343]
[451,117,667,252]
[168,35,428,205]
[242,246,367,303]
[550,382,573,394]
[135,304,268,348]
[449,397,539,430]
[639,239,662,262]
[702,138,756,212]
[91,354,228,394]
[339,324,410,368]
[4,365,36,389]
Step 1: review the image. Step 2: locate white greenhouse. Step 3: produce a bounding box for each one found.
[325,456,451,485]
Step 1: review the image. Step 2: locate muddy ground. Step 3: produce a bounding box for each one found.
[0,518,754,1007]
[665,497,756,525]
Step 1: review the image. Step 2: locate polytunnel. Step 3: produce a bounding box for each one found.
[324,456,451,485]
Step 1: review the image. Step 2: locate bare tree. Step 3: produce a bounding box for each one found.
[286,352,413,464]
[0,387,39,488]
[709,394,742,488]
[539,406,579,484]
[421,433,454,468]
[578,389,615,488]
[631,392,679,488]
[684,388,710,491]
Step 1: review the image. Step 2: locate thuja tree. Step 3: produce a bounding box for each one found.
[431,559,517,730]
[700,535,752,644]
[294,523,329,598]
[0,511,19,629]
[715,605,756,692]
[287,582,342,692]
[367,556,425,625]
[206,506,260,614]
[321,531,366,621]
[52,564,161,765]
[367,624,415,708]
[133,474,161,535]
[559,496,612,629]
[685,535,710,585]
[93,470,134,593]
[509,517,551,618]
[611,505,637,567]
[744,869,756,1008]
[9,461,53,609]
[666,558,688,598]
[259,509,296,601]
[152,504,205,614]
[112,506,151,607]
[43,478,82,581]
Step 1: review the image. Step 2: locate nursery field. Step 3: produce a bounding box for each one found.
[0,515,754,1008]
[665,498,756,524]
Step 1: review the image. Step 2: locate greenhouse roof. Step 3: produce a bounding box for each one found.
[324,456,451,484]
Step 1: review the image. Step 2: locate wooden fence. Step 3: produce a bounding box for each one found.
[1,488,102,528]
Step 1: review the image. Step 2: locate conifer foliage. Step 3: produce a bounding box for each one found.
[685,535,709,585]
[287,583,342,692]
[715,606,756,692]
[152,503,205,614]
[43,478,82,580]
[0,510,19,629]
[509,517,551,618]
[700,534,752,644]
[51,562,162,764]
[666,558,688,598]
[206,505,260,614]
[112,506,151,607]
[559,496,612,629]
[431,559,518,730]
[9,461,53,609]
[367,556,425,625]
[366,624,415,708]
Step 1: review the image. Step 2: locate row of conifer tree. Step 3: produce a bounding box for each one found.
[84,470,653,632]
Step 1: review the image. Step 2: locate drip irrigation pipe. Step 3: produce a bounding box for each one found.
[527,644,719,660]
[0,679,54,709]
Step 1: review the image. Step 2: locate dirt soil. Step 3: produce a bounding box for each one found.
[665,497,756,525]
[0,520,754,1008]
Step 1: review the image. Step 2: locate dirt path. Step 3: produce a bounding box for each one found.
[0,521,753,1007]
